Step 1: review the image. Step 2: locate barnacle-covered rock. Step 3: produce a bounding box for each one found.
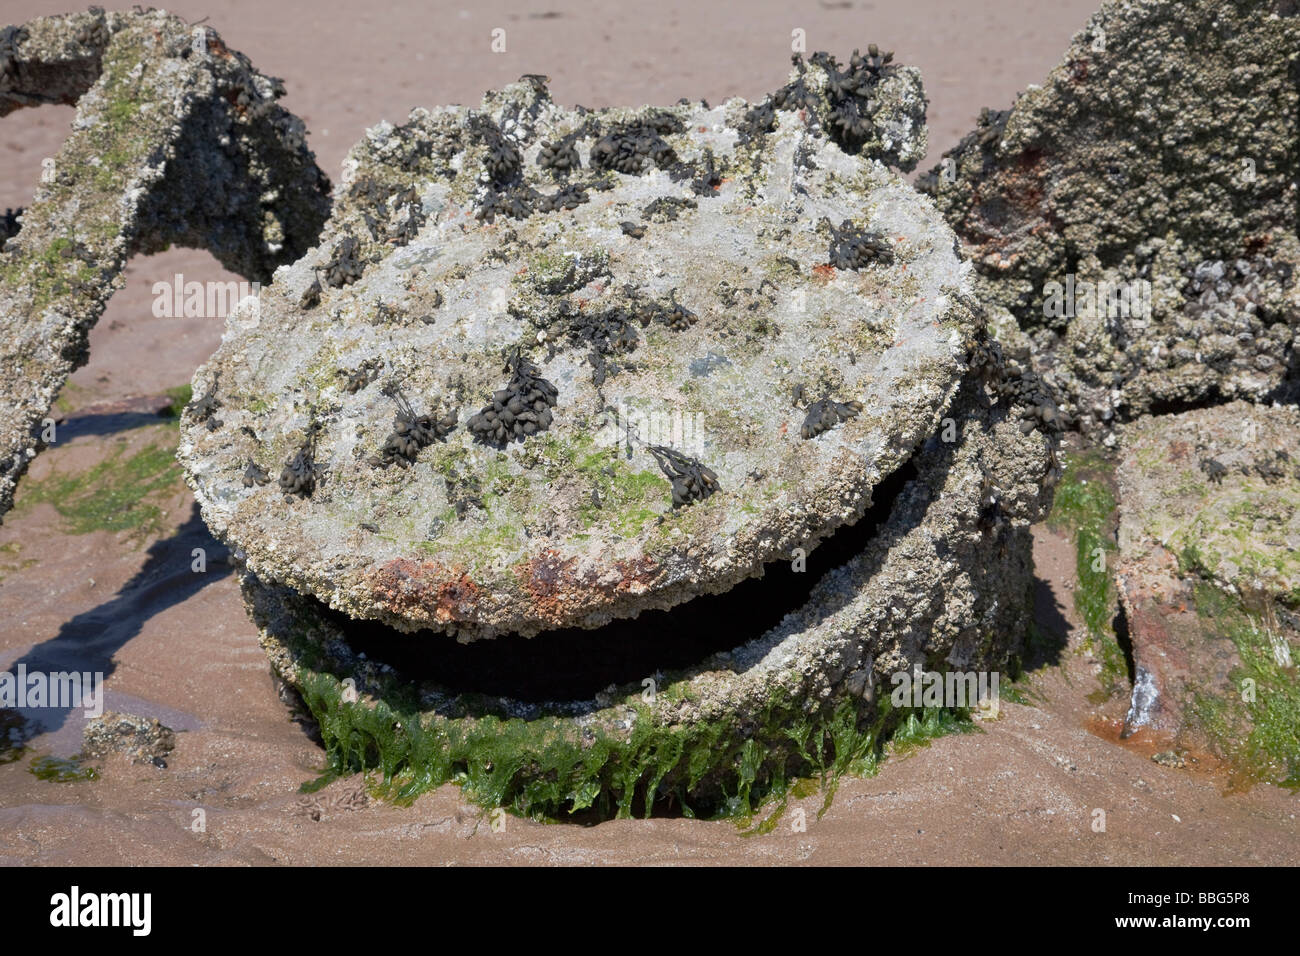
[180,61,1056,817]
[920,0,1300,432]
[181,66,970,640]
[1115,402,1300,784]
[0,9,330,522]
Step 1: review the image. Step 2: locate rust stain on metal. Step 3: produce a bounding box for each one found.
[366,558,481,624]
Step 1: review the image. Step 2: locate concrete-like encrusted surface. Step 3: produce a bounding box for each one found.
[0,8,331,523]
[920,0,1300,433]
[181,64,953,640]
[247,362,1055,815]
[1115,401,1300,783]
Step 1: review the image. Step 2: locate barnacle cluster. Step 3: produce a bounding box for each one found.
[826,218,893,269]
[322,235,364,287]
[466,352,559,446]
[649,445,720,508]
[377,385,457,468]
[1175,257,1295,376]
[800,396,863,439]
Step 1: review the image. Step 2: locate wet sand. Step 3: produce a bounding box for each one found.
[2,0,1297,865]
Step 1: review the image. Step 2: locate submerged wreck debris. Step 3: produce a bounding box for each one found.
[921,0,1300,432]
[177,59,1057,819]
[466,352,558,446]
[0,8,330,523]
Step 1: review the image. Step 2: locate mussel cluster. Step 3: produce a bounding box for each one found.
[378,385,458,467]
[968,337,1066,435]
[467,353,559,446]
[827,219,894,270]
[322,235,364,287]
[537,136,581,175]
[800,397,863,439]
[773,46,899,153]
[590,120,680,175]
[279,425,322,497]
[649,445,720,508]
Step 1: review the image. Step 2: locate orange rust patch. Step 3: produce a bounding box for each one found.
[812,263,836,282]
[520,548,663,626]
[364,558,481,624]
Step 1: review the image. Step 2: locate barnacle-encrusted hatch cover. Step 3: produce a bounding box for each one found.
[180,65,969,639]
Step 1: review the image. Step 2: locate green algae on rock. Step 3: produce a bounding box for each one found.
[247,372,1054,818]
[1116,401,1300,786]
